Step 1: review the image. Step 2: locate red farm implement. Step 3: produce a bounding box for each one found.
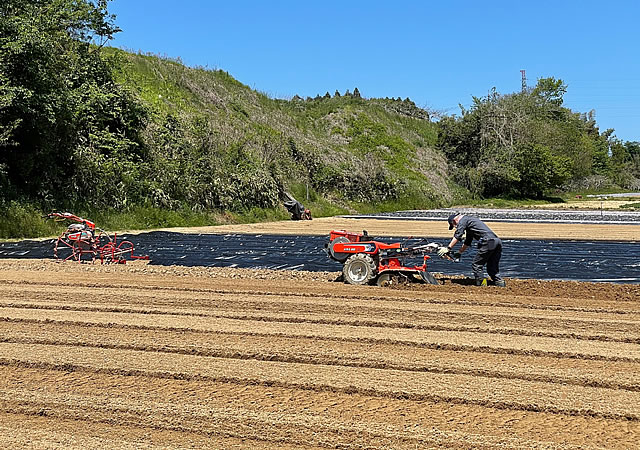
[326,229,449,286]
[45,212,149,264]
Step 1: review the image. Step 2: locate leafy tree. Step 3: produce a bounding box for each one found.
[513,143,571,197]
[0,0,144,206]
[436,77,613,197]
[628,141,640,180]
[627,141,640,158]
[608,138,640,187]
[532,77,567,106]
[353,87,361,98]
[437,114,482,167]
[620,141,640,177]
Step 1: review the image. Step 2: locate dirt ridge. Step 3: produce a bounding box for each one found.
[2,334,639,393]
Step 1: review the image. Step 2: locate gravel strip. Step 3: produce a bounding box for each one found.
[343,207,640,224]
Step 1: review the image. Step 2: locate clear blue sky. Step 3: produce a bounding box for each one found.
[109,0,640,142]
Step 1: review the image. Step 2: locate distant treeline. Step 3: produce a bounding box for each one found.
[1,0,639,219]
[438,81,640,198]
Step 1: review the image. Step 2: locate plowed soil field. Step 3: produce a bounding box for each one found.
[1,260,639,448]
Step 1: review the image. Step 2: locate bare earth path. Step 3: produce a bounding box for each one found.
[0,259,639,448]
[145,216,640,241]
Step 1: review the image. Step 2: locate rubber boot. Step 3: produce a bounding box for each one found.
[494,279,506,287]
[475,278,486,286]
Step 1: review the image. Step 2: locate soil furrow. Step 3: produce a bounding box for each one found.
[0,398,593,450]
[1,308,640,361]
[2,299,638,344]
[2,270,640,311]
[0,398,435,449]
[4,290,639,328]
[2,366,625,449]
[1,329,639,392]
[2,281,640,316]
[1,313,638,362]
[0,411,314,450]
[1,343,640,420]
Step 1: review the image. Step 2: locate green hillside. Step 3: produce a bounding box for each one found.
[110,49,456,214]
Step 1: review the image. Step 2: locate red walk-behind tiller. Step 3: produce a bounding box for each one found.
[325,230,448,286]
[45,212,149,264]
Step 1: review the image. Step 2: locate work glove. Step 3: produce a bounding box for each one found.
[437,247,451,257]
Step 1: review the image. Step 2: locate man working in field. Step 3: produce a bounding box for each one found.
[438,213,506,287]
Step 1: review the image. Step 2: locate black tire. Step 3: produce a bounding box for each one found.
[343,253,376,285]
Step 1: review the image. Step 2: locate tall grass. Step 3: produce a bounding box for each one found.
[0,203,61,240]
[0,203,225,240]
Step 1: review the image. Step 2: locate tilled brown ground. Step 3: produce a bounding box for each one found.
[1,259,639,448]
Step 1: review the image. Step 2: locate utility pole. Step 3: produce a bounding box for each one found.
[520,70,527,92]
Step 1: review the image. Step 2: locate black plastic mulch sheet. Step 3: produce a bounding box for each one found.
[1,231,638,283]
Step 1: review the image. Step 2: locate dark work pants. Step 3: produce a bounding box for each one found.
[472,240,503,281]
